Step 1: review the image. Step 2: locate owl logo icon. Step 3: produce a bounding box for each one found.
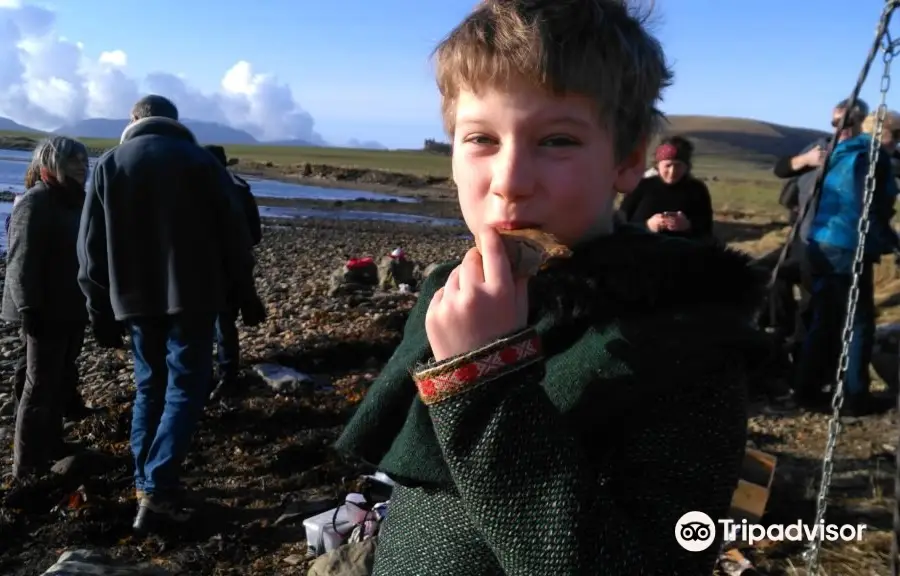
[675,511,716,552]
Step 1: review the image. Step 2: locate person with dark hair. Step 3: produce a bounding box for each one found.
[618,135,714,241]
[77,94,267,531]
[202,144,262,399]
[1,136,90,480]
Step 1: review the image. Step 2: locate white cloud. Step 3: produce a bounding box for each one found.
[0,1,326,144]
[98,49,126,67]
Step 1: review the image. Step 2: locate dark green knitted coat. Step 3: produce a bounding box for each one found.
[335,224,769,576]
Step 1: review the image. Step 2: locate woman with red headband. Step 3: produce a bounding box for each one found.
[618,135,714,241]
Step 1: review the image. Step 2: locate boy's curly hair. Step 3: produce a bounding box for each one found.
[433,0,674,162]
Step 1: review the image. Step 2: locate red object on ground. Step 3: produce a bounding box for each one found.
[346,257,374,270]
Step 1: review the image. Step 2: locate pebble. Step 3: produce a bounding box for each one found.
[283,554,305,566]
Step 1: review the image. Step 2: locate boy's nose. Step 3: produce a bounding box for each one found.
[489,145,534,200]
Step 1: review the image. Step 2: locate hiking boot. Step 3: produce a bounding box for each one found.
[133,493,194,535]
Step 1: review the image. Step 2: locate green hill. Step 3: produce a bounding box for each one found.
[659,115,829,161]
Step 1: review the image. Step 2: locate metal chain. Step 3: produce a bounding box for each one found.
[803,24,896,575]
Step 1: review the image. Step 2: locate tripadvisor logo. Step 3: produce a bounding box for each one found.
[675,511,868,552]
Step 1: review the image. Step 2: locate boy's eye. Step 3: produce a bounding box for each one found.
[465,134,497,145]
[540,136,579,147]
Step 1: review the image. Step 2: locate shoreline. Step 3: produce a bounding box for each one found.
[0,136,457,199]
[0,189,462,220]
[233,161,455,199]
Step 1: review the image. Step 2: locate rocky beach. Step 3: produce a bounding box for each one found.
[0,211,896,574]
[0,218,473,574]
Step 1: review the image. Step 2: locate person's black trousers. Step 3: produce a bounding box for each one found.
[13,326,85,417]
[13,324,85,478]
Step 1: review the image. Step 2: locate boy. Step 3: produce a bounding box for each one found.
[336,1,766,574]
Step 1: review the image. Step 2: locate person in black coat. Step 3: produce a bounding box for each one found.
[1,136,90,480]
[76,95,267,532]
[618,136,714,241]
[6,162,92,423]
[203,144,262,399]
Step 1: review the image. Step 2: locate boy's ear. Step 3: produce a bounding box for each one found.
[613,138,649,194]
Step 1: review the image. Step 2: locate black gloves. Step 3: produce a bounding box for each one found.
[240,294,267,327]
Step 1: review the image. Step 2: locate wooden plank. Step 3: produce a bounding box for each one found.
[742,448,777,489]
[730,479,771,523]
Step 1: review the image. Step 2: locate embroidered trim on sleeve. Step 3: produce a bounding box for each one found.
[413,328,542,406]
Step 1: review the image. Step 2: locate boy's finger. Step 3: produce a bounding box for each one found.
[479,227,513,287]
[460,247,484,286]
[430,287,445,306]
[444,266,461,296]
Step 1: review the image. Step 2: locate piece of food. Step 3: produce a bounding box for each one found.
[497,229,572,277]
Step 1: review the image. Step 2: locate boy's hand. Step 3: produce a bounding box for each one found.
[425,227,529,362]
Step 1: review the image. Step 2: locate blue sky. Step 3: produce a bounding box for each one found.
[39,0,898,148]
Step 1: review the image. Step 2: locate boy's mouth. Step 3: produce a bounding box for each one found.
[492,221,541,231]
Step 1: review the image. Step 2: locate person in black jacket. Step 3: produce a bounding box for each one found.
[7,162,92,423]
[1,136,90,480]
[618,136,714,241]
[203,144,262,399]
[76,95,267,532]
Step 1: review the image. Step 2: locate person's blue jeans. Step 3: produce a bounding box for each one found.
[794,241,875,400]
[215,309,239,382]
[129,313,215,498]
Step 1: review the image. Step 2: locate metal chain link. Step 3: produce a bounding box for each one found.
[803,18,897,574]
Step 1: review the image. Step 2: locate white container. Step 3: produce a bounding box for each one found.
[344,493,369,525]
[303,505,353,557]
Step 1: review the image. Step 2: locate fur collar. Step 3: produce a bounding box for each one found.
[120,117,196,144]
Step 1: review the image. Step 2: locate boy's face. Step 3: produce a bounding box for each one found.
[451,82,646,247]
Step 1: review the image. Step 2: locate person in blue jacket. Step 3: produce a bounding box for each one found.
[793,104,900,416]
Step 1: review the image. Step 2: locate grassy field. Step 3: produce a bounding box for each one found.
[0,127,788,214]
[0,129,454,177]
